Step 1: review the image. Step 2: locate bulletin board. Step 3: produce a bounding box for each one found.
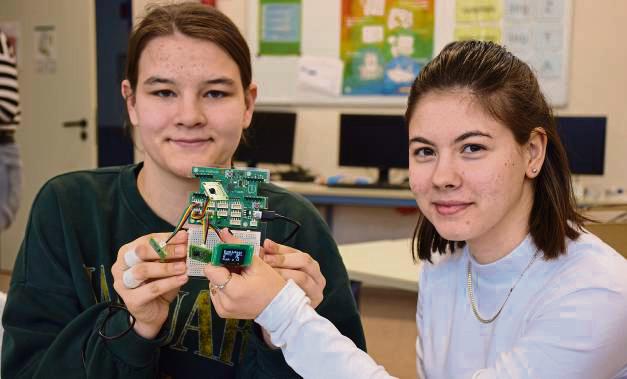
[247,0,572,107]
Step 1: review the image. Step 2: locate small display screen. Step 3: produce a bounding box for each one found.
[220,249,245,265]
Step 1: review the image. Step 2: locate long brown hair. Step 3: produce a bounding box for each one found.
[407,40,587,262]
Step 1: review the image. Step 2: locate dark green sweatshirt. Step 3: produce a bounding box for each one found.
[1,164,365,378]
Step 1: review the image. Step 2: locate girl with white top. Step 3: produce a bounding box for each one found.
[204,40,627,378]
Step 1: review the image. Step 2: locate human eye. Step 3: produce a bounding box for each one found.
[205,90,227,99]
[461,144,486,154]
[412,147,435,159]
[151,89,176,98]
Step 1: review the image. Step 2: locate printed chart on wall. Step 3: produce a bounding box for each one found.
[452,0,571,106]
[341,0,435,95]
[258,0,302,55]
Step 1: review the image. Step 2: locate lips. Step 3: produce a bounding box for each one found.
[433,201,472,216]
[169,137,213,148]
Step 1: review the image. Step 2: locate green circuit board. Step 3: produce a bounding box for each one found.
[187,166,269,230]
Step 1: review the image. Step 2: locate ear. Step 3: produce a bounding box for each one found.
[525,127,548,178]
[242,82,258,130]
[121,79,139,127]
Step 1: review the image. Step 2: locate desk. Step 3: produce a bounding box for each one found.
[577,199,627,211]
[274,181,416,207]
[338,238,420,292]
[274,181,416,229]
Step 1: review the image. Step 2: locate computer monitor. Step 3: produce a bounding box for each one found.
[339,114,409,184]
[235,111,297,167]
[554,116,606,175]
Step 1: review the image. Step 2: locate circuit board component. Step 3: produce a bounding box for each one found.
[188,166,268,230]
[183,167,269,276]
[212,243,254,267]
[149,238,168,262]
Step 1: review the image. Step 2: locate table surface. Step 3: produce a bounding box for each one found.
[338,238,420,292]
[273,181,415,200]
[275,181,627,209]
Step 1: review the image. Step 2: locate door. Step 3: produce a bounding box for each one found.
[0,0,97,270]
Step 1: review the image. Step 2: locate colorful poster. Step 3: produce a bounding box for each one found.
[454,0,502,43]
[341,0,435,95]
[259,0,302,56]
[454,26,501,42]
[456,0,502,22]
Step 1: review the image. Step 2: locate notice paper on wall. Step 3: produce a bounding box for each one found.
[34,25,57,74]
[297,56,344,96]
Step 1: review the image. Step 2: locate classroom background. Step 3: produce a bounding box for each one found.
[1,1,626,377]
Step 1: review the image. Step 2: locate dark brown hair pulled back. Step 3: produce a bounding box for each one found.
[125,2,251,92]
[407,40,586,262]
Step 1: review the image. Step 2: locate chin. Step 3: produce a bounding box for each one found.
[167,161,198,178]
[428,218,475,243]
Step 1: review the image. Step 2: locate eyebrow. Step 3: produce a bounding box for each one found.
[143,76,237,86]
[454,130,492,143]
[409,130,493,146]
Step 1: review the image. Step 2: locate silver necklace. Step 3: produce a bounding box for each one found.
[467,250,540,324]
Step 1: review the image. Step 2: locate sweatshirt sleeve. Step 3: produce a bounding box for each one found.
[1,182,162,378]
[256,280,396,379]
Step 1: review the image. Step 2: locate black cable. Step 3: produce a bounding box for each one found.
[98,302,136,340]
[259,211,302,243]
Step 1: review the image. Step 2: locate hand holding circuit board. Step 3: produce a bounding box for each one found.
[204,228,327,321]
[151,167,300,275]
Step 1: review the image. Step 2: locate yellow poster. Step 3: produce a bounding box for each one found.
[454,26,501,43]
[456,0,502,22]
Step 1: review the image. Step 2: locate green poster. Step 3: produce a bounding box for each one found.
[259,0,302,55]
[340,0,435,95]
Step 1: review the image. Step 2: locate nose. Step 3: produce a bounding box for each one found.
[431,155,461,190]
[175,95,207,128]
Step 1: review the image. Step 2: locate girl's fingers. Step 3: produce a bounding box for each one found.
[123,274,189,309]
[127,260,187,284]
[218,228,243,244]
[119,231,188,265]
[204,263,233,287]
[263,239,300,255]
[264,252,325,288]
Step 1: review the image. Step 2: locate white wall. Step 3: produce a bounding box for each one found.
[132,0,246,30]
[556,0,627,192]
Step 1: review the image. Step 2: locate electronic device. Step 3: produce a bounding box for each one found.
[555,116,606,175]
[235,111,297,167]
[339,114,409,187]
[150,166,301,276]
[148,167,268,276]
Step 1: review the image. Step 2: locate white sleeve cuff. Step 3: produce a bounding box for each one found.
[255,279,310,334]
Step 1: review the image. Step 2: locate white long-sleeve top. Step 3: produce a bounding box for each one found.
[256,232,627,379]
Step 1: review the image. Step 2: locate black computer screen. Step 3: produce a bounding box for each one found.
[339,114,409,183]
[555,116,606,175]
[235,111,296,166]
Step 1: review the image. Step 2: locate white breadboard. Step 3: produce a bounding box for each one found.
[186,225,261,277]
